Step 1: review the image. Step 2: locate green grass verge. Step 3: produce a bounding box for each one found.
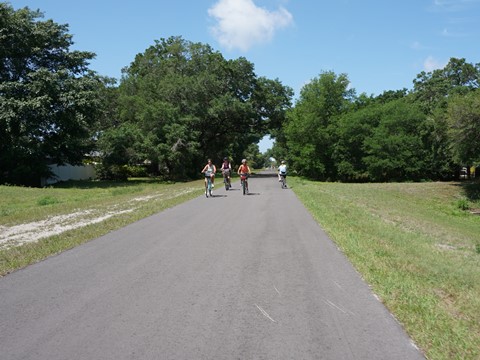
[289,178,480,360]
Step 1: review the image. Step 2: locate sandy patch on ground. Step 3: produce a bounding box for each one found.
[0,188,197,250]
[0,209,134,250]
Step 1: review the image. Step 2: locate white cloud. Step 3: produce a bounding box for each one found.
[411,41,426,50]
[441,27,468,37]
[423,56,447,72]
[432,0,480,11]
[208,0,293,51]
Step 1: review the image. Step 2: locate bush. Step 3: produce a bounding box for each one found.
[94,163,148,180]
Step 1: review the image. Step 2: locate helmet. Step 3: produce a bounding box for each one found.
[224,157,228,161]
[241,159,246,163]
[281,160,285,164]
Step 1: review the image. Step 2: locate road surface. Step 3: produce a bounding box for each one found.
[0,171,425,359]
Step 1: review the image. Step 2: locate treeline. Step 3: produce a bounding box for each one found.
[1,4,479,186]
[98,36,292,180]
[0,4,292,185]
[272,60,480,182]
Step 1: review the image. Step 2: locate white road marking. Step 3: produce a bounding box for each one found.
[333,281,343,289]
[323,299,348,314]
[255,304,276,322]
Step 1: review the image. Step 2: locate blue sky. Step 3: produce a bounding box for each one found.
[8,0,480,151]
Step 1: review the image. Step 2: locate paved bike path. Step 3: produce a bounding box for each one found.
[0,171,425,359]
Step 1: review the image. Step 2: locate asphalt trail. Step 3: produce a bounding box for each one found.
[0,171,425,359]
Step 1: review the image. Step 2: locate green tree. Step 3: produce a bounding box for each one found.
[413,57,479,113]
[103,36,292,179]
[0,4,104,186]
[362,98,428,181]
[284,71,353,180]
[412,58,480,178]
[421,109,456,180]
[270,129,288,166]
[239,143,260,169]
[95,122,146,180]
[333,89,431,182]
[446,89,480,166]
[333,103,381,181]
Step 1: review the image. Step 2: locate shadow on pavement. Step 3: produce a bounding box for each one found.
[250,172,277,178]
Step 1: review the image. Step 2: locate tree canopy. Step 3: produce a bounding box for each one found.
[446,89,480,165]
[98,36,293,179]
[0,3,106,186]
[283,71,354,180]
[280,58,480,182]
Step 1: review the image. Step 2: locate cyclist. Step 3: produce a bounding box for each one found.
[237,158,251,193]
[278,160,287,181]
[220,157,232,189]
[201,159,216,193]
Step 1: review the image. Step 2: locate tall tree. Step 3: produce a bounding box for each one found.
[446,89,480,166]
[413,57,479,113]
[284,71,353,180]
[333,102,382,182]
[105,36,292,179]
[333,95,429,182]
[0,4,104,186]
[362,98,428,181]
[413,58,480,178]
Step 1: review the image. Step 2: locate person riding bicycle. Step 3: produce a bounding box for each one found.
[220,157,232,188]
[237,159,251,192]
[278,160,287,181]
[201,159,216,191]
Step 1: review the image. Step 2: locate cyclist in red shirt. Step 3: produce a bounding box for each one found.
[237,159,251,193]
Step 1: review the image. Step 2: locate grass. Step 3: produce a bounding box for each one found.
[289,178,480,360]
[0,178,204,275]
[2,177,479,358]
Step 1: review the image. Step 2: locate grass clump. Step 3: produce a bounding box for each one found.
[456,197,470,211]
[36,195,60,206]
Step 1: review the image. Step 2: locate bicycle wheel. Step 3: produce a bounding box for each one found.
[224,176,229,190]
[242,179,246,195]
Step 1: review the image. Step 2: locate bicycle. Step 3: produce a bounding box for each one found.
[240,173,249,195]
[222,170,232,190]
[279,173,287,189]
[204,174,213,198]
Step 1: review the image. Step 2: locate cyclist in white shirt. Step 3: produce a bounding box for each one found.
[201,159,216,189]
[278,160,287,181]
